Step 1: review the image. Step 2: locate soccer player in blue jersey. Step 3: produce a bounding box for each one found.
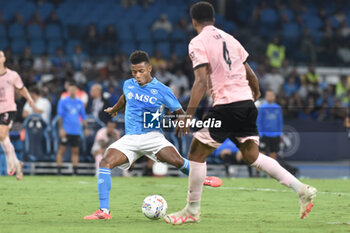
[84,51,219,220]
[56,80,89,175]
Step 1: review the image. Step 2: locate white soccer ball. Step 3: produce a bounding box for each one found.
[142,195,168,219]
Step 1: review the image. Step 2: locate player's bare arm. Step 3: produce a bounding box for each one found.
[104,93,126,117]
[83,120,89,137]
[176,65,208,137]
[58,117,66,138]
[18,87,35,108]
[244,63,261,101]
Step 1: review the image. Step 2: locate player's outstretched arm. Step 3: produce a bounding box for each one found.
[244,63,261,101]
[18,87,35,108]
[104,93,126,117]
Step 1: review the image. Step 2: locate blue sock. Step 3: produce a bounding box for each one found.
[179,158,190,175]
[97,168,111,210]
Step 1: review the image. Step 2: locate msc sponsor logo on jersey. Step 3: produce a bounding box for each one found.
[128,92,157,104]
[128,85,135,89]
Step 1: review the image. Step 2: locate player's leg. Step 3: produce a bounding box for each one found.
[239,138,317,219]
[85,135,139,220]
[0,124,15,175]
[155,146,189,175]
[71,146,79,175]
[56,144,66,175]
[84,148,128,220]
[164,137,216,225]
[93,149,104,177]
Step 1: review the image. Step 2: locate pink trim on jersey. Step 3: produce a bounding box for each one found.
[189,25,253,106]
[0,68,24,114]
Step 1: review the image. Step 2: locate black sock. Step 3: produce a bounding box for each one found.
[57,167,62,175]
[73,166,78,175]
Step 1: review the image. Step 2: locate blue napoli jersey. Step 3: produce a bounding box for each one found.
[123,78,182,135]
[257,102,283,137]
[57,97,86,135]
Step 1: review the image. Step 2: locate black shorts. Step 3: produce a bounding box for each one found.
[0,111,16,126]
[204,100,258,146]
[259,136,280,153]
[60,135,81,147]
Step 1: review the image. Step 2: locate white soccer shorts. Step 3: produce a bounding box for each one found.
[105,131,177,170]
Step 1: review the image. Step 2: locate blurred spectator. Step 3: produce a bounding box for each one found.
[51,48,68,71]
[263,67,284,95]
[154,63,174,86]
[22,86,51,124]
[33,53,52,74]
[46,11,62,28]
[103,24,118,55]
[283,75,299,98]
[301,28,317,64]
[61,80,89,106]
[150,50,166,72]
[333,8,346,25]
[266,36,285,69]
[337,41,350,65]
[84,24,100,56]
[4,48,16,70]
[71,45,87,71]
[172,68,189,96]
[107,55,124,78]
[336,75,349,105]
[19,47,34,71]
[316,89,334,108]
[152,14,172,33]
[121,0,136,8]
[56,80,89,175]
[214,138,243,177]
[91,120,121,176]
[27,12,45,29]
[258,90,283,160]
[86,84,111,124]
[12,13,25,25]
[176,17,192,35]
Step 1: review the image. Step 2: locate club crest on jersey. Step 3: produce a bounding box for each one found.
[151,89,158,95]
[127,92,134,100]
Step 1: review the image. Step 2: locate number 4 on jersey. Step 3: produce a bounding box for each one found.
[223,41,232,70]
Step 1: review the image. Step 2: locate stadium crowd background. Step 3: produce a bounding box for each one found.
[1,0,350,166]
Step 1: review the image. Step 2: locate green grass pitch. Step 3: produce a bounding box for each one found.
[0,176,349,233]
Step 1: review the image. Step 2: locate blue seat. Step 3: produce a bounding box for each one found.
[8,23,25,39]
[37,2,55,20]
[155,42,171,59]
[138,42,154,56]
[47,40,64,55]
[0,25,7,38]
[27,24,43,39]
[260,8,279,26]
[171,28,187,42]
[173,42,187,58]
[0,39,8,50]
[30,39,46,55]
[135,27,152,42]
[45,24,62,40]
[153,29,169,41]
[303,15,323,31]
[117,25,134,42]
[10,39,27,54]
[24,114,51,162]
[120,41,136,55]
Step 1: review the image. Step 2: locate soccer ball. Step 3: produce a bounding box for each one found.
[141,195,168,219]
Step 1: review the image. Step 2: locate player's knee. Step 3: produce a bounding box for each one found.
[99,159,111,169]
[240,140,259,164]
